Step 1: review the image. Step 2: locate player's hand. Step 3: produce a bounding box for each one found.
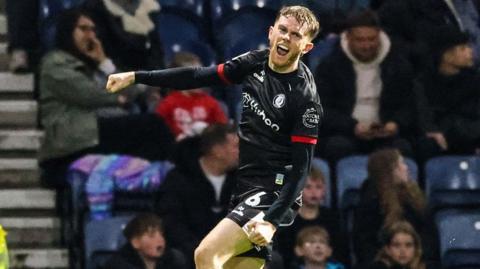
[374,121,398,138]
[244,220,276,247]
[106,72,135,93]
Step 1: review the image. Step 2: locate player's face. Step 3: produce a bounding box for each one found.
[132,228,166,260]
[346,26,381,63]
[297,235,332,264]
[385,232,416,266]
[268,15,313,73]
[302,178,326,207]
[73,16,97,54]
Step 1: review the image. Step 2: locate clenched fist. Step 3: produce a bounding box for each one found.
[106,72,135,93]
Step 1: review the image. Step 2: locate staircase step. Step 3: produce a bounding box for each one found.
[9,248,69,269]
[0,217,61,246]
[0,189,55,209]
[0,72,34,93]
[0,100,37,127]
[0,158,40,188]
[0,130,42,151]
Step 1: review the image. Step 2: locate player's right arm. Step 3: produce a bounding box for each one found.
[106,49,269,93]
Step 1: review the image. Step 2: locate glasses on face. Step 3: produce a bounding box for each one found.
[76,25,96,33]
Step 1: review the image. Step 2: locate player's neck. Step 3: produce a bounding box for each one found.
[299,204,319,220]
[199,156,226,177]
[267,57,299,73]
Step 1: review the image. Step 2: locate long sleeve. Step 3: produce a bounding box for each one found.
[264,142,314,227]
[135,66,225,89]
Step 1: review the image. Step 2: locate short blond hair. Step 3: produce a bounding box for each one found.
[275,5,320,40]
[295,225,330,247]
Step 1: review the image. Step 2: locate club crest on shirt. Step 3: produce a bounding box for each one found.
[273,94,286,108]
[302,107,319,128]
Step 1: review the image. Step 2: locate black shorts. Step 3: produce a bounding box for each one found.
[226,190,300,260]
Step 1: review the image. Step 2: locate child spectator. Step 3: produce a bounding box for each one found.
[353,149,439,267]
[367,221,426,269]
[290,226,345,269]
[103,213,187,269]
[275,167,347,267]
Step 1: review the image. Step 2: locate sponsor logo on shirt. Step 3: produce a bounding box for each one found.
[302,107,319,128]
[243,92,280,131]
[253,70,265,83]
[273,94,286,108]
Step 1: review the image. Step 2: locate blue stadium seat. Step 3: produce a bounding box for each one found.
[38,0,85,50]
[311,158,332,208]
[425,156,480,211]
[222,32,269,60]
[84,216,133,269]
[157,0,205,18]
[163,39,217,67]
[155,13,207,44]
[435,210,480,269]
[336,0,371,12]
[307,35,338,72]
[336,155,418,211]
[210,0,281,23]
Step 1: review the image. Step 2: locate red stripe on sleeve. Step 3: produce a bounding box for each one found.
[291,135,318,145]
[217,64,231,85]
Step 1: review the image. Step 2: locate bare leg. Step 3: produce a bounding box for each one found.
[224,257,265,269]
[194,218,263,269]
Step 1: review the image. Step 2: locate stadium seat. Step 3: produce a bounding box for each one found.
[155,13,207,44]
[163,39,217,67]
[336,155,418,211]
[425,156,480,211]
[311,158,332,208]
[336,0,371,12]
[307,35,338,72]
[210,0,281,23]
[38,0,86,50]
[222,32,269,60]
[435,210,480,268]
[157,0,205,18]
[84,216,133,269]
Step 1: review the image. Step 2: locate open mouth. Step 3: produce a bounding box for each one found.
[277,44,289,56]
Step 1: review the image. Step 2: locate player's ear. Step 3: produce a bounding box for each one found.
[301,42,314,55]
[268,26,274,41]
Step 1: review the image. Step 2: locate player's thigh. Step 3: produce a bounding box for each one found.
[224,256,265,269]
[196,218,253,263]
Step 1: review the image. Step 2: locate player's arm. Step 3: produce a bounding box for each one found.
[106,66,226,93]
[106,49,269,93]
[246,140,315,246]
[263,140,315,227]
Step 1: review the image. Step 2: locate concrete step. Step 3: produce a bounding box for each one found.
[0,72,34,93]
[9,248,69,269]
[0,130,42,151]
[0,217,61,247]
[0,189,55,210]
[0,158,40,188]
[0,100,37,127]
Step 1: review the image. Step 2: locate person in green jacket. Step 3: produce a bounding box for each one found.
[39,8,173,189]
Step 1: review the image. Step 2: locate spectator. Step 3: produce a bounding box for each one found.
[367,221,427,269]
[156,52,228,141]
[83,0,164,70]
[353,149,439,267]
[102,213,187,269]
[275,167,348,268]
[416,26,480,160]
[155,123,238,268]
[38,8,173,189]
[290,226,345,269]
[315,10,416,163]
